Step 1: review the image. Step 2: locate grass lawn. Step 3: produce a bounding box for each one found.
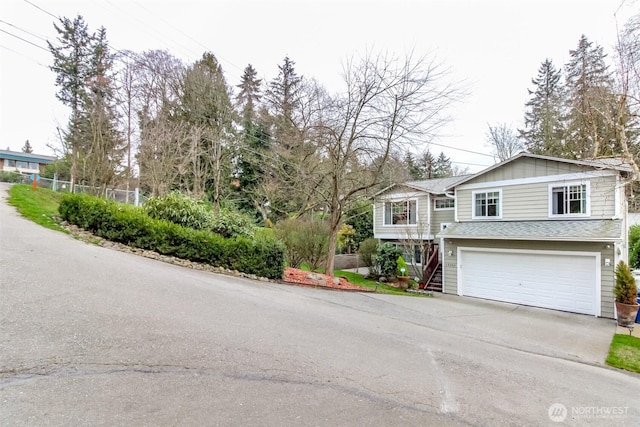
[606,334,640,373]
[299,263,419,295]
[7,184,66,233]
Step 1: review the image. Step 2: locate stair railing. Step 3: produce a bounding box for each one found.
[423,243,439,281]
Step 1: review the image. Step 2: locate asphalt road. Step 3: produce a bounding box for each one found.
[1,183,639,426]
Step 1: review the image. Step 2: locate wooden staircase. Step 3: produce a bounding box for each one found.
[421,243,443,292]
[424,263,443,292]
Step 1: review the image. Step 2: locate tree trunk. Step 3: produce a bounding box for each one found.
[325,205,342,277]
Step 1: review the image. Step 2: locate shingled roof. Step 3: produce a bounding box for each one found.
[437,219,623,242]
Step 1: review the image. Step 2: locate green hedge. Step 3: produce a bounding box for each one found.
[59,193,285,279]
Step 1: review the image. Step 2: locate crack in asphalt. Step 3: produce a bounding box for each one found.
[0,362,474,425]
[283,290,610,371]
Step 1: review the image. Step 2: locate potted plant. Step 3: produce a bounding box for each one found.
[396,256,410,290]
[614,260,640,326]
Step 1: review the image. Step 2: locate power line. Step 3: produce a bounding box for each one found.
[22,0,58,19]
[16,0,497,168]
[428,140,495,158]
[130,0,243,74]
[0,19,49,42]
[0,28,49,52]
[0,43,49,67]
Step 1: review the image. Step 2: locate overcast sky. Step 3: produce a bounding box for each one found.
[1,0,637,172]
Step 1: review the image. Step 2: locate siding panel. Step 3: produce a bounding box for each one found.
[455,175,618,221]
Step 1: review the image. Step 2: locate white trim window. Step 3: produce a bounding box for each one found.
[383,199,417,225]
[549,182,589,217]
[472,190,501,219]
[388,242,423,265]
[434,198,455,210]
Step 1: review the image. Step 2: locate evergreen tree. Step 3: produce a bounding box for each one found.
[433,152,452,178]
[519,59,565,155]
[235,64,269,211]
[404,152,423,180]
[261,56,309,217]
[420,151,436,179]
[564,35,617,158]
[267,56,302,124]
[81,26,123,192]
[48,15,94,189]
[22,140,33,153]
[266,56,303,151]
[344,199,373,248]
[236,64,262,124]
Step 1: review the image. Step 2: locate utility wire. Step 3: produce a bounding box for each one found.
[0,19,49,42]
[130,0,243,74]
[0,43,49,67]
[428,139,495,158]
[23,0,58,19]
[18,0,497,166]
[0,28,49,52]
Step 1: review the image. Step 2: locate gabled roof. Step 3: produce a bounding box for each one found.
[0,149,56,164]
[437,219,623,242]
[444,152,634,190]
[374,175,471,198]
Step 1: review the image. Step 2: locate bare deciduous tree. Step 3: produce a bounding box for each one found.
[485,123,524,162]
[135,50,185,196]
[310,50,462,275]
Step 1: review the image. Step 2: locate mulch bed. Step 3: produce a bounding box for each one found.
[282,267,374,292]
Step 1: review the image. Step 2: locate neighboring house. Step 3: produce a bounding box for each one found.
[437,153,634,319]
[372,175,469,288]
[0,149,55,175]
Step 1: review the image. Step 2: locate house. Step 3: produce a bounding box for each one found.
[439,153,634,318]
[372,175,469,290]
[374,153,634,318]
[0,149,55,175]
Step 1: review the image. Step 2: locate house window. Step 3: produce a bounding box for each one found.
[434,198,455,210]
[390,242,423,265]
[6,160,16,167]
[473,190,501,218]
[551,183,588,215]
[384,200,417,225]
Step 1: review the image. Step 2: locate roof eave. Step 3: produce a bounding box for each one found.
[440,235,622,242]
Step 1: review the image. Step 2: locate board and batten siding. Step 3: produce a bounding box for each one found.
[455,174,618,222]
[373,190,431,240]
[467,157,590,183]
[440,239,616,318]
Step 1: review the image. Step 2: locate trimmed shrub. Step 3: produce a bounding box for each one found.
[144,191,255,238]
[273,218,329,270]
[375,243,402,279]
[59,193,284,279]
[144,191,212,230]
[209,207,255,239]
[358,238,378,268]
[397,256,409,277]
[0,171,25,183]
[615,260,638,305]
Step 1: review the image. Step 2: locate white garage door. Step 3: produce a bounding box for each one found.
[460,249,598,315]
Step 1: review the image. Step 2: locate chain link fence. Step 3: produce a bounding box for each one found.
[0,171,146,206]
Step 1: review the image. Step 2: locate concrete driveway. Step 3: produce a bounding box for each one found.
[389,292,616,366]
[1,183,638,426]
